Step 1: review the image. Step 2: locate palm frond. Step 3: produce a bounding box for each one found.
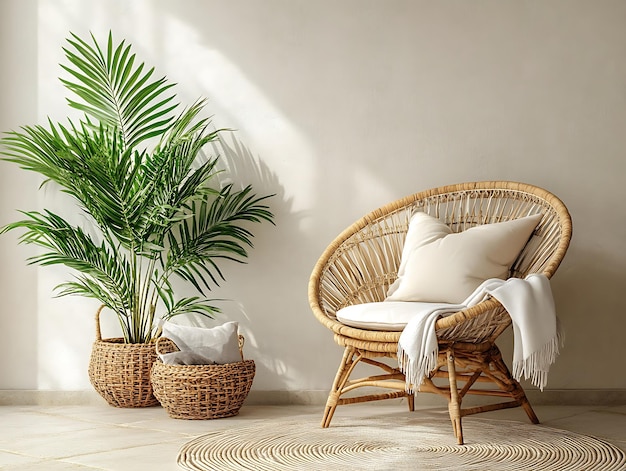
[61,31,177,149]
[159,295,220,322]
[0,31,275,343]
[163,185,275,294]
[0,210,133,312]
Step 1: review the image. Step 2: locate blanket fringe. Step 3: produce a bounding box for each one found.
[398,345,438,395]
[400,322,564,394]
[512,322,564,391]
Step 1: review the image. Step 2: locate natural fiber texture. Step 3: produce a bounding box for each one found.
[308,181,573,444]
[178,416,626,471]
[88,306,159,408]
[151,336,255,419]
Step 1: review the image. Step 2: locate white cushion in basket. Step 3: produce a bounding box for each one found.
[385,212,542,304]
[161,321,241,365]
[336,301,458,332]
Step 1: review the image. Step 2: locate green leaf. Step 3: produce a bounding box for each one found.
[0,31,275,343]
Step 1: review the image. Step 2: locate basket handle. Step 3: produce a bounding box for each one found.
[238,334,245,361]
[155,336,181,356]
[94,305,106,341]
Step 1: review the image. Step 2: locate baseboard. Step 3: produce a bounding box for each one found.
[1,389,626,407]
[524,388,626,406]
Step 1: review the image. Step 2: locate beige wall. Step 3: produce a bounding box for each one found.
[1,0,625,394]
[0,0,39,389]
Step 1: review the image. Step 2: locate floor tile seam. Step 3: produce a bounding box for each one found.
[61,464,104,470]
[0,428,188,450]
[5,421,104,434]
[0,438,188,465]
[51,457,109,470]
[0,453,101,469]
[107,421,198,438]
[26,409,131,428]
[0,422,188,448]
[536,409,596,422]
[76,421,199,442]
[0,448,44,460]
[29,411,180,430]
[4,420,136,437]
[589,408,626,416]
[119,426,233,439]
[115,425,207,437]
[47,437,188,462]
[115,417,275,435]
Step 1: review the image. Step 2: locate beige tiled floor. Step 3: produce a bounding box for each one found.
[1,402,625,470]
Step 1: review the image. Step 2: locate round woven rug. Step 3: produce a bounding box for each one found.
[178,415,626,471]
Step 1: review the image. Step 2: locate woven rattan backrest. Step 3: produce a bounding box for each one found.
[312,182,572,323]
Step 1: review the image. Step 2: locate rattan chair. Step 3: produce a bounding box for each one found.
[308,181,572,444]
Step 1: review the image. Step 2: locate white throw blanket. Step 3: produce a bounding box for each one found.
[397,274,563,393]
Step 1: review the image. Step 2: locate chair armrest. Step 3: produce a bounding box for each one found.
[435,297,503,330]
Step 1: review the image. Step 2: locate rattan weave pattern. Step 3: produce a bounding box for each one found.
[88,306,159,408]
[308,181,573,444]
[151,336,255,419]
[311,181,571,343]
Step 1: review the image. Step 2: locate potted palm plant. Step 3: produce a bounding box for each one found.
[0,32,274,407]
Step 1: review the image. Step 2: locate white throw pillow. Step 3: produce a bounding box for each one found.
[336,301,459,331]
[161,321,241,365]
[385,212,542,304]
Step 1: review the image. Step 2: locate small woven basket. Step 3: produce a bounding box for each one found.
[151,335,255,420]
[88,306,159,408]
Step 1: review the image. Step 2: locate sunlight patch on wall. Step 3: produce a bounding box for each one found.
[40,0,317,218]
[158,16,316,222]
[34,0,318,388]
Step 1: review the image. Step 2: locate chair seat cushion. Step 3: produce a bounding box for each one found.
[385,212,541,304]
[336,301,459,331]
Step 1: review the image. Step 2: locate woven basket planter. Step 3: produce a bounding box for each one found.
[151,336,255,419]
[88,306,159,408]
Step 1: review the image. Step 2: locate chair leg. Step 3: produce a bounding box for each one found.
[407,393,415,412]
[446,349,464,445]
[322,346,356,428]
[489,349,540,424]
[521,399,540,424]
